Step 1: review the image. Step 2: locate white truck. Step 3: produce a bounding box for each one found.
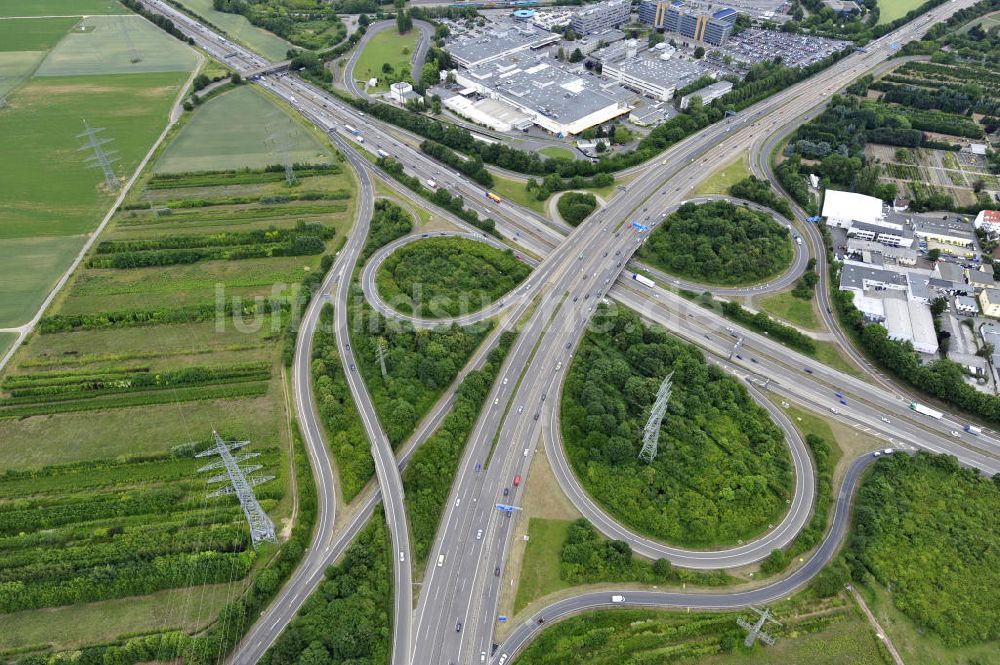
[611,595,625,603]
[426,179,437,189]
[910,402,943,419]
[964,424,983,435]
[632,273,655,288]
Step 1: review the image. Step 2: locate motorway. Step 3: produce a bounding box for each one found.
[139,1,998,663]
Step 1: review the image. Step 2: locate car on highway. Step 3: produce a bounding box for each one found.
[494,566,500,576]
[517,405,524,414]
[476,529,483,540]
[534,413,539,420]
[503,376,508,385]
[872,451,881,457]
[456,622,462,632]
[481,652,487,662]
[830,407,839,414]
[503,488,509,497]
[883,448,894,454]
[438,554,445,567]
[493,397,499,406]
[951,430,961,438]
[880,416,891,423]
[399,551,405,562]
[513,474,521,487]
[555,362,562,370]
[804,368,813,374]
[611,595,625,603]
[350,363,356,371]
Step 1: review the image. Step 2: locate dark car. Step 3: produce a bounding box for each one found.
[494,567,500,576]
[503,488,509,497]
[456,622,462,632]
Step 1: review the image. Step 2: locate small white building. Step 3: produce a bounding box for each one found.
[679,80,733,110]
[389,81,424,105]
[956,295,979,316]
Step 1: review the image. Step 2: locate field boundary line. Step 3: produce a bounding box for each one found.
[0,50,205,372]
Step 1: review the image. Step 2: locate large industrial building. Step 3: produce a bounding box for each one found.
[569,0,631,35]
[453,55,633,135]
[444,23,560,68]
[639,0,738,46]
[679,79,731,108]
[601,51,706,101]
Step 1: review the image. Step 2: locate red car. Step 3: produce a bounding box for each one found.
[513,475,521,487]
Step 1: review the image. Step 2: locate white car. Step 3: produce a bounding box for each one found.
[883,448,894,455]
[480,652,486,663]
[399,551,405,562]
[494,397,499,406]
[517,405,524,414]
[880,416,891,423]
[476,529,483,540]
[503,376,508,385]
[951,430,961,438]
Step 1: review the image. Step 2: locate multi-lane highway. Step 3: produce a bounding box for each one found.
[137,1,998,663]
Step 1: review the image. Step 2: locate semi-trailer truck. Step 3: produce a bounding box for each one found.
[632,273,655,288]
[964,424,983,435]
[910,402,943,419]
[377,149,390,158]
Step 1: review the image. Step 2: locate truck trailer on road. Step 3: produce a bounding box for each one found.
[910,402,943,419]
[632,273,655,288]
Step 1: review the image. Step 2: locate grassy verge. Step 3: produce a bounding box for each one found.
[488,173,547,214]
[691,154,751,197]
[352,28,418,92]
[758,290,821,330]
[539,146,576,160]
[513,518,573,613]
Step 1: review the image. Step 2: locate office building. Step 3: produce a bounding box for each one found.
[679,79,731,108]
[570,0,631,35]
[639,1,738,46]
[974,209,1000,235]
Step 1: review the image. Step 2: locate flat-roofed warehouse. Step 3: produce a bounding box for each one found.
[444,23,560,68]
[454,56,633,135]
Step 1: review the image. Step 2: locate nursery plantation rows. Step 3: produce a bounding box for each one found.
[0,82,356,657]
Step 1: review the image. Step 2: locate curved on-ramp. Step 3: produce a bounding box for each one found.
[544,349,815,568]
[360,230,537,328]
[493,452,880,663]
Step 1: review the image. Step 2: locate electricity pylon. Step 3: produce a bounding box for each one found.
[639,372,673,464]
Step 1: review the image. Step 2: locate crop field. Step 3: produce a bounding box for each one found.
[172,0,295,61]
[0,87,353,650]
[0,236,87,327]
[35,15,198,77]
[0,16,79,51]
[154,86,333,173]
[353,28,419,92]
[877,0,926,24]
[0,0,127,17]
[0,51,46,96]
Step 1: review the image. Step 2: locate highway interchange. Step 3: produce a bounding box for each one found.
[136,1,999,663]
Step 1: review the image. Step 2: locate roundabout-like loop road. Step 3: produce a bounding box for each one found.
[360,230,538,328]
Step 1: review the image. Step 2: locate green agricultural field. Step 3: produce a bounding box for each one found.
[353,28,419,92]
[154,86,332,173]
[375,237,531,318]
[877,0,926,24]
[0,16,78,51]
[35,15,198,77]
[0,50,45,97]
[0,334,15,359]
[0,73,191,237]
[0,236,85,328]
[0,0,128,17]
[0,580,243,653]
[172,0,294,61]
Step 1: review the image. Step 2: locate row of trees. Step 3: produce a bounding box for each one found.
[375,237,530,318]
[562,306,793,547]
[403,331,515,565]
[719,300,817,354]
[638,201,792,286]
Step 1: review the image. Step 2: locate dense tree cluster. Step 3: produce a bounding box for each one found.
[719,300,816,353]
[848,453,1000,646]
[263,513,391,665]
[638,201,792,286]
[562,306,793,547]
[312,305,373,502]
[376,237,530,318]
[420,140,492,186]
[362,199,413,261]
[404,332,515,565]
[556,192,598,226]
[212,0,347,49]
[728,176,793,219]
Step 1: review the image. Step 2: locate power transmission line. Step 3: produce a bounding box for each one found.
[197,431,276,548]
[639,372,673,464]
[737,606,782,647]
[77,120,121,191]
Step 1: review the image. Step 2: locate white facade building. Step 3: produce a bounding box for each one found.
[883,297,939,355]
[974,210,1000,236]
[822,189,885,229]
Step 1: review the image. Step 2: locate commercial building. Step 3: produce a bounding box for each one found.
[639,1,738,46]
[912,218,976,259]
[570,0,631,35]
[679,79,732,108]
[575,29,627,56]
[444,23,560,68]
[845,238,917,266]
[443,94,532,132]
[883,297,938,355]
[822,189,885,228]
[601,54,705,101]
[956,295,979,316]
[454,55,633,135]
[979,287,1000,318]
[974,210,1000,236]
